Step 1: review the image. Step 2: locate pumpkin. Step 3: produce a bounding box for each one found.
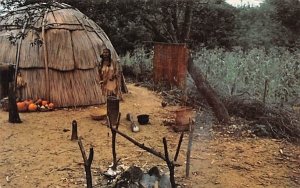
[24,99,33,106]
[17,102,27,112]
[41,100,48,106]
[35,99,42,105]
[48,103,55,109]
[28,103,38,112]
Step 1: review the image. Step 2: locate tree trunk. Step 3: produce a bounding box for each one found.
[188,57,230,124]
[163,4,178,43]
[180,0,193,42]
[8,82,21,123]
[170,1,179,39]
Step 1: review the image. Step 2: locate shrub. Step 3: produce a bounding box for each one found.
[120,47,153,82]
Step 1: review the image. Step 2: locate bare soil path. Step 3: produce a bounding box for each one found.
[0,84,299,187]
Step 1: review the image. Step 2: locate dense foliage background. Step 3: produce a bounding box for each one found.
[1,0,299,104]
[2,0,299,53]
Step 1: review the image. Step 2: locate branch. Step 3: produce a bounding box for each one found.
[163,137,170,163]
[174,132,184,162]
[87,147,94,166]
[78,137,93,188]
[111,127,166,161]
[162,5,178,43]
[163,137,176,188]
[143,17,169,42]
[78,137,88,163]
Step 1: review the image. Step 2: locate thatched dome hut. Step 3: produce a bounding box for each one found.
[0,2,122,107]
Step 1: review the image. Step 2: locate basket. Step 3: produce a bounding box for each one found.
[90,108,107,121]
[91,114,106,121]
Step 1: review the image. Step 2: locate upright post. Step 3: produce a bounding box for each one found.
[71,120,78,141]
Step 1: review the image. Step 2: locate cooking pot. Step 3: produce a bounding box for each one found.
[137,114,149,125]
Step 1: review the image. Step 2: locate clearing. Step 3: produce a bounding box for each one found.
[0,84,299,187]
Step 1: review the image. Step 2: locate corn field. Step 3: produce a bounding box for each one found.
[121,47,300,105]
[194,47,300,104]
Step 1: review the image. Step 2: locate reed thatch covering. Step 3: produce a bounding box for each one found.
[0,2,121,107]
[153,43,189,89]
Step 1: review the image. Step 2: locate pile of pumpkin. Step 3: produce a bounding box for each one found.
[17,99,55,112]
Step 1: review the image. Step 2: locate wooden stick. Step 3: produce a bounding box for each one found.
[71,120,78,141]
[78,137,94,188]
[186,120,195,178]
[121,73,128,93]
[110,112,121,170]
[111,124,117,170]
[163,137,176,188]
[117,112,121,126]
[14,19,28,92]
[111,127,166,161]
[42,9,50,101]
[174,132,184,162]
[110,127,180,187]
[78,137,88,162]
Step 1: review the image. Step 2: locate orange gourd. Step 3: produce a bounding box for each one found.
[35,99,42,105]
[24,99,33,106]
[48,103,54,109]
[28,103,37,112]
[17,102,27,112]
[41,100,48,106]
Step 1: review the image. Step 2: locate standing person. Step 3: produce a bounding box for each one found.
[16,71,26,101]
[99,48,120,98]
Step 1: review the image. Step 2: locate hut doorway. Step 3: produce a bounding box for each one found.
[0,64,15,99]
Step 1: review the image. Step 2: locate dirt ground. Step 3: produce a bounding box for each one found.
[0,84,299,188]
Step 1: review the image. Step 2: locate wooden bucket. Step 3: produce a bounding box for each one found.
[175,107,193,126]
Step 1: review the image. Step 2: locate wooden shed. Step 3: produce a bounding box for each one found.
[0,2,122,107]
